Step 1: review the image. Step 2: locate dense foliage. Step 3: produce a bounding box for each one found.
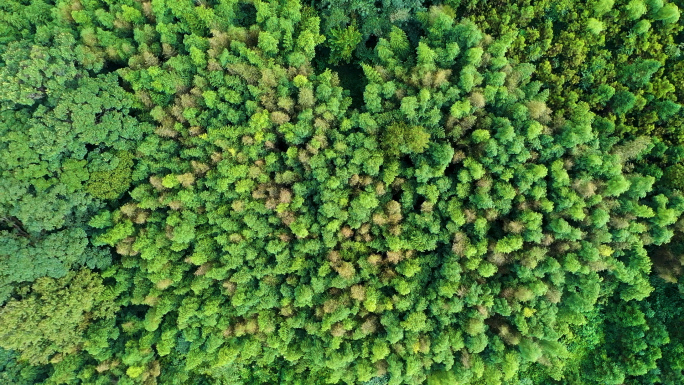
[1,0,683,384]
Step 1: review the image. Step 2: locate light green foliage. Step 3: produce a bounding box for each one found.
[626,0,648,19]
[329,24,362,64]
[87,151,135,200]
[0,269,118,365]
[592,0,615,15]
[382,123,431,156]
[654,3,680,23]
[586,18,605,34]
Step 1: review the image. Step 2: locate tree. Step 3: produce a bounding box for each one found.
[620,59,662,89]
[328,24,362,64]
[654,3,680,24]
[0,269,118,365]
[611,90,637,115]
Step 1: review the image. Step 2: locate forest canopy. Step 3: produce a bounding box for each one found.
[1,0,684,384]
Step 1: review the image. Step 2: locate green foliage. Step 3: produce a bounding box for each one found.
[317,0,424,59]
[612,90,637,115]
[654,3,681,23]
[328,25,363,64]
[0,28,144,304]
[664,163,684,190]
[620,59,662,88]
[382,123,431,156]
[0,347,47,385]
[0,269,118,365]
[1,0,684,384]
[87,151,134,200]
[0,36,79,107]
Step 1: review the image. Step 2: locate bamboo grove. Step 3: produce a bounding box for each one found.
[1,0,684,384]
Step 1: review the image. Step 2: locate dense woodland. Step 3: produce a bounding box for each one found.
[1,0,684,384]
